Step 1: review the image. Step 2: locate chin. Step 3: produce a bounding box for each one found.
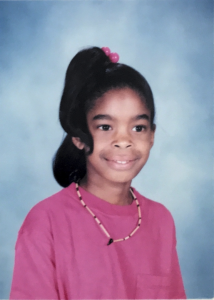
[105,172,136,184]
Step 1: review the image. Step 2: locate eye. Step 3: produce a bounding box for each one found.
[98,124,112,131]
[133,125,146,132]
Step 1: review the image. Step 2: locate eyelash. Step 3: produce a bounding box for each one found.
[133,125,147,132]
[97,125,147,132]
[98,125,111,131]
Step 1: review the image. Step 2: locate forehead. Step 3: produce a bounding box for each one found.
[88,88,149,117]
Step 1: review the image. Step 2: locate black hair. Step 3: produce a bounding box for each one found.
[52,46,155,187]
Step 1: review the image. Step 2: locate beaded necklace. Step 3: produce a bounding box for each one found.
[75,182,142,245]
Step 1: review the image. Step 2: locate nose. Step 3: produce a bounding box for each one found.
[113,130,132,149]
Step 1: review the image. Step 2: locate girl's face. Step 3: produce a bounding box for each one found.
[73,88,155,186]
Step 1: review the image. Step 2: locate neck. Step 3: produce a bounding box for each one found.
[79,177,133,206]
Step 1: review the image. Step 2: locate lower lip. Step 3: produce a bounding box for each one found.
[104,159,137,170]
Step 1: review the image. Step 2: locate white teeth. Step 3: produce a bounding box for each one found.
[115,161,129,164]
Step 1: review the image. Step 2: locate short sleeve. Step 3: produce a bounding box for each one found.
[10,205,59,299]
[169,220,186,299]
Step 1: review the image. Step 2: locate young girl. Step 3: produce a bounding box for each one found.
[10,46,186,299]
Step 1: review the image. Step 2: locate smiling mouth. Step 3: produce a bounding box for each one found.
[105,158,137,167]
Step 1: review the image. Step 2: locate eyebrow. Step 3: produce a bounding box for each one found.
[92,114,150,121]
[134,114,150,121]
[92,114,113,121]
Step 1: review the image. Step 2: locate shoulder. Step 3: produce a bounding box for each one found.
[133,187,175,227]
[133,188,177,244]
[18,183,78,236]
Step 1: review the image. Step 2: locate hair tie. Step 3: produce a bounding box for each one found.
[101,47,119,63]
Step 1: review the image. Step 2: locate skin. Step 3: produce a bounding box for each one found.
[72,88,155,206]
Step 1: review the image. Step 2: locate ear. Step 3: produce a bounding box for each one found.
[72,137,85,150]
[150,124,156,148]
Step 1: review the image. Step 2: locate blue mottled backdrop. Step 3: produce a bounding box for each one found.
[0,0,213,298]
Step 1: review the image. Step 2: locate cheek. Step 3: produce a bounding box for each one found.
[135,136,153,148]
[92,134,108,151]
[87,144,105,162]
[138,133,154,148]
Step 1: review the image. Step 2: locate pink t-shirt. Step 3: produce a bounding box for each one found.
[10,183,186,299]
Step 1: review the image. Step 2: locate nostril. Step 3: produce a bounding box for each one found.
[114,144,132,148]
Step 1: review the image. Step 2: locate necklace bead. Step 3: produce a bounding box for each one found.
[75,183,142,245]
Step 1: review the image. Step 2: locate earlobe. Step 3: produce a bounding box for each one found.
[150,139,154,148]
[150,125,156,148]
[72,137,85,150]
[150,137,154,148]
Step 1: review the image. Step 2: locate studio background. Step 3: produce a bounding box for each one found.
[0,0,213,298]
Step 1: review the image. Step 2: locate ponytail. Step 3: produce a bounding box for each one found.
[52,135,86,187]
